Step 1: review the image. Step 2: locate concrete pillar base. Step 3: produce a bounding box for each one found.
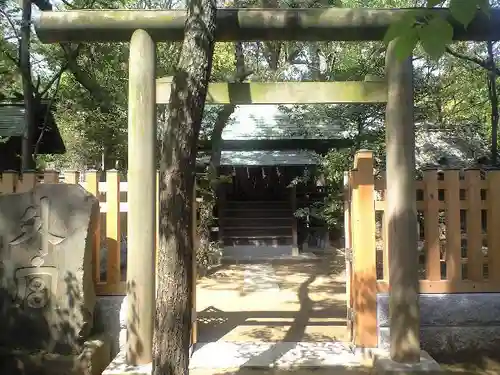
[374,350,442,375]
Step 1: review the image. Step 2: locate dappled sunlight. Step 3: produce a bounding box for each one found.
[196,265,246,291]
[195,253,349,344]
[190,367,373,375]
[351,273,377,348]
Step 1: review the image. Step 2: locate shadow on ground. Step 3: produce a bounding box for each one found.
[190,368,373,375]
[437,355,500,374]
[196,250,350,352]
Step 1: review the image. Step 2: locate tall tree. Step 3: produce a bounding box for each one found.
[0,0,67,167]
[153,0,216,374]
[20,0,35,169]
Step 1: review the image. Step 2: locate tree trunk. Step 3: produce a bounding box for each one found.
[196,105,234,258]
[152,0,216,373]
[487,41,498,166]
[198,40,250,252]
[21,0,36,170]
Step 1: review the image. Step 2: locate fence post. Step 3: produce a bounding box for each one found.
[64,170,80,184]
[344,171,353,342]
[487,170,500,283]
[0,171,17,193]
[343,171,352,253]
[106,170,121,286]
[16,171,36,193]
[424,170,440,281]
[44,170,60,183]
[85,170,101,286]
[351,150,376,347]
[444,170,461,281]
[465,170,482,281]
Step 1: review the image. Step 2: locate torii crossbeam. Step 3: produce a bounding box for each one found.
[35,8,500,42]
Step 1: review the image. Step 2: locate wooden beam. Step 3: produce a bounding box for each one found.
[157,79,388,104]
[34,8,500,43]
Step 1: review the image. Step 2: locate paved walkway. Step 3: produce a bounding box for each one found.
[195,253,349,343]
[190,342,373,369]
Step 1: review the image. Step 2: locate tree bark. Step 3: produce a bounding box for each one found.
[208,41,249,178]
[197,41,250,253]
[487,41,498,166]
[152,0,216,373]
[21,0,36,170]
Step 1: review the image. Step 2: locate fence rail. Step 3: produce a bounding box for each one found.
[347,152,500,295]
[0,169,202,296]
[346,150,500,347]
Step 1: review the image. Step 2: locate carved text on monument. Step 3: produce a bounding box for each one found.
[2,197,66,309]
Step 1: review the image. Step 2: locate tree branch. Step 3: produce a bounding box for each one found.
[208,41,251,175]
[39,62,68,97]
[446,46,500,76]
[0,44,67,101]
[0,8,20,41]
[33,70,63,160]
[32,0,113,111]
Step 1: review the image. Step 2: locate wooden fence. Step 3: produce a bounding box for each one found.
[346,150,500,347]
[0,169,200,296]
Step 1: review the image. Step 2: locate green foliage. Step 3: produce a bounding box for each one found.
[418,17,453,60]
[0,0,496,241]
[384,0,491,60]
[449,0,490,27]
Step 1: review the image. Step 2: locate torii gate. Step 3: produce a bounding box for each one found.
[34,7,500,368]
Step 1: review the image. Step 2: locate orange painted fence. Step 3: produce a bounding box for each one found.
[345,150,500,347]
[0,169,200,297]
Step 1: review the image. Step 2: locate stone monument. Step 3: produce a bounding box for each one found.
[0,183,110,375]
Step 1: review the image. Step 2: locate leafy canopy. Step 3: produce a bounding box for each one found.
[384,0,491,60]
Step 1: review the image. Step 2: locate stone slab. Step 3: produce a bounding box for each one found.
[373,350,442,375]
[0,334,110,375]
[189,341,373,369]
[378,326,500,358]
[377,293,500,327]
[0,184,99,354]
[377,293,500,357]
[243,264,280,293]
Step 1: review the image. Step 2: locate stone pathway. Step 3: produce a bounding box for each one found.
[242,264,280,293]
[196,255,349,343]
[189,341,373,369]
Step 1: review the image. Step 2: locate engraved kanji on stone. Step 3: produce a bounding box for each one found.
[10,197,66,266]
[8,197,66,309]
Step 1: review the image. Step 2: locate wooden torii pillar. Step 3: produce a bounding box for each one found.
[33,7,500,367]
[125,30,157,365]
[385,41,420,363]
